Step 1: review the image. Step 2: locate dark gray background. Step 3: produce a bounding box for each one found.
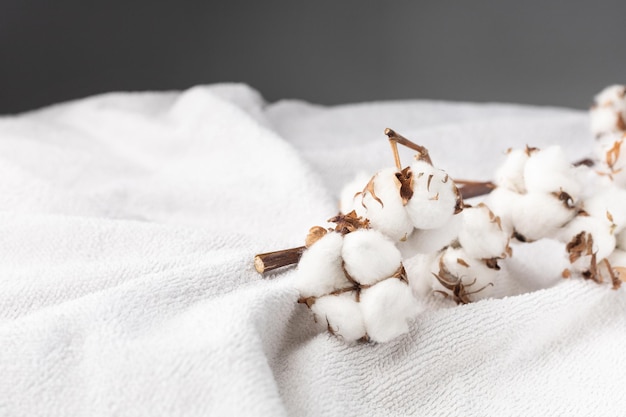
[1,0,625,114]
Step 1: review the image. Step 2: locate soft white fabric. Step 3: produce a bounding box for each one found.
[1,84,625,416]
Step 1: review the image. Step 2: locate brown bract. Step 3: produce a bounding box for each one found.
[328,210,370,235]
[305,226,328,247]
[433,257,493,305]
[566,231,594,264]
[395,166,414,205]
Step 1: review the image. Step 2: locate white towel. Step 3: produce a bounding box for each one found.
[1,84,624,416]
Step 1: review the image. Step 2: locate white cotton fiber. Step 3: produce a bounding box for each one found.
[359,278,419,343]
[591,85,626,137]
[311,292,366,342]
[593,134,626,187]
[458,204,510,259]
[341,229,402,285]
[594,84,626,107]
[511,193,576,241]
[405,161,458,230]
[557,215,616,263]
[403,252,439,298]
[523,146,581,197]
[484,187,523,235]
[583,185,626,234]
[494,148,528,193]
[294,232,349,298]
[339,172,370,217]
[606,249,626,284]
[361,168,414,241]
[396,214,461,258]
[433,247,499,301]
[591,106,621,137]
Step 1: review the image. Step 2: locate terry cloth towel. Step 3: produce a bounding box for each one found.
[1,84,625,416]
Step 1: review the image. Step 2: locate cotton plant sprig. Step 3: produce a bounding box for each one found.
[293,211,418,343]
[255,129,495,343]
[253,84,626,345]
[482,133,626,289]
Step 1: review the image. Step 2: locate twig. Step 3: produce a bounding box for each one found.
[254,246,306,274]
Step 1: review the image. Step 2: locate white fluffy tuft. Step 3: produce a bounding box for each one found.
[557,215,617,265]
[494,149,528,193]
[458,204,510,259]
[523,146,581,197]
[339,172,371,216]
[361,168,414,241]
[405,161,458,230]
[484,187,523,234]
[432,247,500,301]
[404,252,439,298]
[511,193,576,241]
[360,278,420,343]
[341,229,402,285]
[311,293,366,342]
[294,232,349,298]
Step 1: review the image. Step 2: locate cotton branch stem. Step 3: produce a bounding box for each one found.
[385,128,433,168]
[254,246,306,274]
[253,180,497,275]
[454,180,497,199]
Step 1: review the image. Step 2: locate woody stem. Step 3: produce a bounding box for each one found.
[385,128,433,165]
[254,246,306,274]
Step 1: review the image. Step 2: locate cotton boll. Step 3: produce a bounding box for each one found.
[557,215,616,264]
[342,229,402,285]
[311,292,366,342]
[494,148,528,193]
[405,160,460,230]
[483,187,523,235]
[396,214,461,258]
[594,248,626,286]
[583,185,626,234]
[606,249,626,283]
[339,172,370,217]
[523,146,581,197]
[591,85,626,137]
[591,106,621,137]
[294,232,350,298]
[594,84,626,108]
[433,247,500,302]
[360,278,420,343]
[361,168,414,241]
[593,134,626,187]
[404,252,439,298]
[458,204,510,259]
[511,193,576,241]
